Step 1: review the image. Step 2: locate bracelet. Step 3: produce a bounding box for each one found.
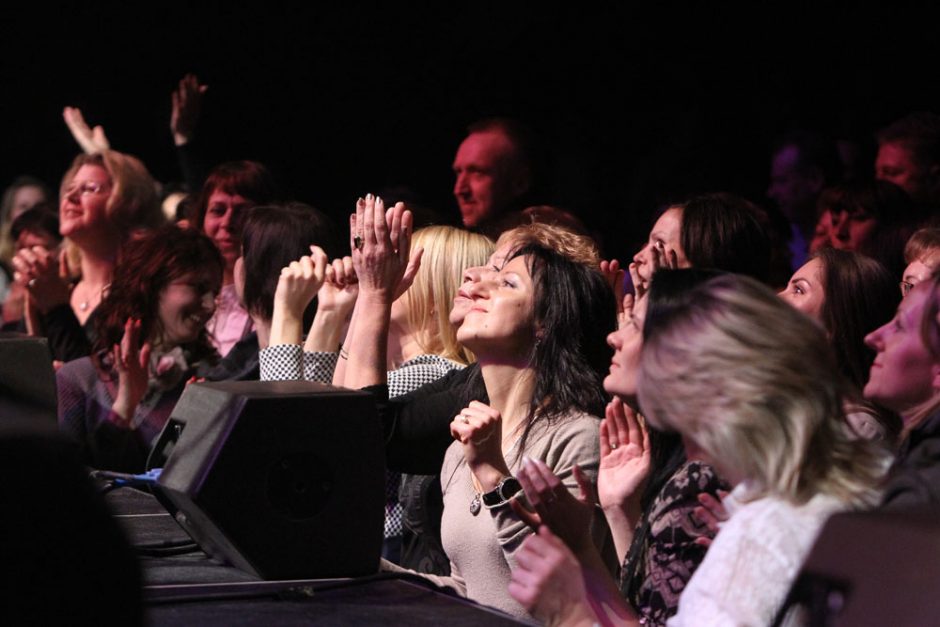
[481,476,523,509]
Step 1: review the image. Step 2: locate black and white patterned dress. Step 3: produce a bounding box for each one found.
[619,461,725,626]
[259,344,463,539]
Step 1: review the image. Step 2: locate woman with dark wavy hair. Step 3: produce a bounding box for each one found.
[57,225,223,471]
[340,196,615,618]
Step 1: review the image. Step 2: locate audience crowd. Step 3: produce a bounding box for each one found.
[2,78,939,625]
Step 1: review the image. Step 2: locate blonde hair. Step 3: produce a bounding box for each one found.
[637,274,888,507]
[60,151,163,233]
[406,226,494,364]
[904,227,940,268]
[497,220,600,267]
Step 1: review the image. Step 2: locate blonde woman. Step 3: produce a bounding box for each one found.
[12,151,162,362]
[510,274,889,626]
[260,220,493,564]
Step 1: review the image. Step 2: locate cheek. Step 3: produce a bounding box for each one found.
[203,216,220,238]
[849,221,878,247]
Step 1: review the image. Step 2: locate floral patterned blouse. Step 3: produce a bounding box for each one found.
[619,460,727,626]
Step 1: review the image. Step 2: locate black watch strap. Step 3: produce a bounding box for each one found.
[481,476,522,508]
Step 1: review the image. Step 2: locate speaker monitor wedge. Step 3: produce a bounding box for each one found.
[155,380,386,580]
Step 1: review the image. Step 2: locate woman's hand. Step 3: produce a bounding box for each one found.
[628,245,679,301]
[600,259,632,330]
[450,401,511,492]
[12,246,71,314]
[509,526,598,627]
[170,73,208,146]
[511,458,595,554]
[111,318,152,424]
[317,255,359,316]
[270,246,328,346]
[350,194,421,306]
[63,106,110,154]
[693,490,730,547]
[304,255,360,353]
[598,398,651,515]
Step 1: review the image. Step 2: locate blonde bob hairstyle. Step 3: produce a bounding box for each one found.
[405,226,494,365]
[637,274,888,507]
[60,151,163,233]
[496,220,600,268]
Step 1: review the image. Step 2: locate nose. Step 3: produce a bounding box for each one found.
[633,243,649,266]
[466,277,492,299]
[831,211,849,238]
[463,264,484,284]
[454,172,469,197]
[864,323,886,351]
[607,328,624,350]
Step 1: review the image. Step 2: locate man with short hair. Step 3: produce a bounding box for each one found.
[875,111,940,209]
[452,118,534,236]
[767,130,842,268]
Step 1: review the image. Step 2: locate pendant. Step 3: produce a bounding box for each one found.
[469,493,481,516]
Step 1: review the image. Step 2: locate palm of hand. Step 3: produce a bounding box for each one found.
[597,443,650,510]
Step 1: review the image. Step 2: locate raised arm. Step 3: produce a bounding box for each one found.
[341,194,420,390]
[63,107,111,154]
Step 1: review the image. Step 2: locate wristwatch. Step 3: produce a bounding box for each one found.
[481,476,523,509]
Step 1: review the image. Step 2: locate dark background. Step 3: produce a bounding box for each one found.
[3,2,938,260]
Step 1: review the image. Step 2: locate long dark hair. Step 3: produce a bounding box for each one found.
[93,225,223,370]
[679,193,772,283]
[813,247,900,389]
[508,242,616,457]
[240,203,337,323]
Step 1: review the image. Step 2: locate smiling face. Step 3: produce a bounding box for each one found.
[203,189,252,276]
[864,282,940,419]
[603,293,648,403]
[455,254,536,359]
[778,257,826,322]
[59,164,112,240]
[632,207,689,287]
[156,272,220,347]
[449,239,515,327]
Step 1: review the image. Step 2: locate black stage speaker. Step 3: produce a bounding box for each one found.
[774,508,940,626]
[0,333,57,425]
[154,380,386,580]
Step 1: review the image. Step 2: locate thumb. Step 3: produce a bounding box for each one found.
[572,465,594,506]
[139,341,152,370]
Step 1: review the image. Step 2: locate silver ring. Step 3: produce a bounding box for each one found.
[353,235,363,250]
[610,442,618,450]
[460,415,470,424]
[27,278,36,288]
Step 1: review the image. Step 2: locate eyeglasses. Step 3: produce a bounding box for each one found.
[63,181,109,197]
[900,280,915,297]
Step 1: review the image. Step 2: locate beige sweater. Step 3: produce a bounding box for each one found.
[436,411,602,618]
